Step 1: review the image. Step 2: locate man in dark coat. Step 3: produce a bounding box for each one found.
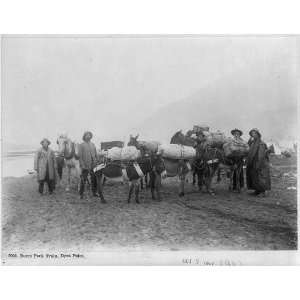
[78,131,104,201]
[246,128,271,197]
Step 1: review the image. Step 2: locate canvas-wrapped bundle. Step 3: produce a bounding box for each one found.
[223,138,249,158]
[193,124,210,133]
[204,131,228,148]
[107,146,141,161]
[158,144,196,160]
[139,140,161,153]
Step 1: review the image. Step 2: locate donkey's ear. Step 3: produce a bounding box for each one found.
[135,134,139,139]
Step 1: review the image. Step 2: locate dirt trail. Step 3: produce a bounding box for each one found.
[1,155,297,253]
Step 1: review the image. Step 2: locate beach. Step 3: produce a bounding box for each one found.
[2,152,35,178]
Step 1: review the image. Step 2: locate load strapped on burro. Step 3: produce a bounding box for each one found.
[223,137,249,159]
[189,125,249,195]
[94,137,166,203]
[96,146,144,181]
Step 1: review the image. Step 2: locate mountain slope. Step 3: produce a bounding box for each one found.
[138,59,298,142]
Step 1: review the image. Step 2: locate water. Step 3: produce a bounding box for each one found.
[2,154,35,178]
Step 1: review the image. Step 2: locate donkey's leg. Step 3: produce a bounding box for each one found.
[197,170,204,192]
[155,174,162,201]
[75,161,81,192]
[150,172,156,200]
[145,173,149,189]
[66,166,71,192]
[179,175,185,197]
[229,167,234,191]
[236,165,242,193]
[128,182,134,203]
[216,167,222,183]
[96,172,106,203]
[134,181,140,204]
[205,166,215,195]
[56,157,64,188]
[192,171,196,186]
[140,177,144,190]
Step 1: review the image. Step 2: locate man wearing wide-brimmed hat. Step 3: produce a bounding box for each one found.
[229,128,245,191]
[231,128,243,138]
[34,138,57,195]
[78,131,103,200]
[246,128,271,197]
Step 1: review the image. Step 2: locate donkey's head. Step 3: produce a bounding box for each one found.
[57,134,74,159]
[128,134,139,147]
[267,144,275,155]
[170,130,185,144]
[57,134,68,154]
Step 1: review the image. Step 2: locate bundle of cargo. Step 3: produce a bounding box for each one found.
[193,124,210,133]
[100,140,124,151]
[223,138,249,158]
[138,140,161,153]
[157,143,196,160]
[107,146,141,161]
[204,131,228,149]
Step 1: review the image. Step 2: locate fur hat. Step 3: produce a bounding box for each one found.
[231,128,243,136]
[40,138,51,145]
[82,131,93,141]
[249,128,261,138]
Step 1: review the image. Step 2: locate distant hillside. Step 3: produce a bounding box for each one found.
[138,60,297,142]
[2,142,36,153]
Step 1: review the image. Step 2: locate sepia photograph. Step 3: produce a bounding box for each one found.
[1,35,298,265]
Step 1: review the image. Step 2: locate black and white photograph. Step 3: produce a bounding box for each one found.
[1,35,298,265]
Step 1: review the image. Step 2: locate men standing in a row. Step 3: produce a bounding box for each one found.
[34,138,57,194]
[194,127,271,197]
[246,128,271,197]
[78,131,105,202]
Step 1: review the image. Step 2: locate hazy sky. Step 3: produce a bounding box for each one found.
[2,36,298,148]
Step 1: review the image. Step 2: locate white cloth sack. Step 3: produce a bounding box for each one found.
[158,144,196,159]
[139,140,161,153]
[107,146,141,161]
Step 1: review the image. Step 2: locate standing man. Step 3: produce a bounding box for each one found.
[78,131,105,202]
[246,128,271,197]
[230,128,246,191]
[34,138,57,195]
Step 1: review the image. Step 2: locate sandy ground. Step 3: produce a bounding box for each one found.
[1,155,297,254]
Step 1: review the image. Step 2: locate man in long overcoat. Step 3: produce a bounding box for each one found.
[34,138,57,194]
[246,128,271,197]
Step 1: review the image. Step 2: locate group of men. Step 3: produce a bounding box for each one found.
[195,127,271,196]
[34,131,98,198]
[34,127,271,198]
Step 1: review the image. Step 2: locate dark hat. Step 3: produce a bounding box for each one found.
[82,131,93,141]
[249,128,261,137]
[231,128,243,136]
[40,138,51,145]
